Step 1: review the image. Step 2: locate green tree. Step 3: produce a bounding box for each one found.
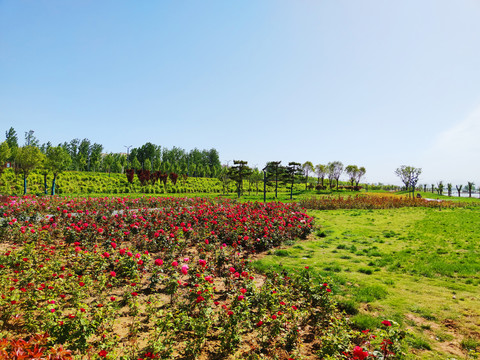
[135,142,160,170]
[153,157,161,172]
[144,158,152,173]
[131,156,141,171]
[0,141,11,170]
[15,146,45,195]
[0,141,11,189]
[249,168,263,195]
[89,143,103,172]
[355,166,366,189]
[467,182,475,197]
[228,160,252,198]
[314,164,327,187]
[437,181,444,195]
[66,138,80,170]
[456,184,463,197]
[328,161,344,190]
[45,146,72,195]
[345,165,358,189]
[447,183,452,197]
[394,165,422,198]
[101,153,115,175]
[5,127,18,162]
[285,162,302,199]
[264,161,282,198]
[302,161,314,190]
[219,165,231,195]
[78,139,91,171]
[24,130,40,147]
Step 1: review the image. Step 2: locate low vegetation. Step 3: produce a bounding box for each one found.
[0,196,405,359]
[255,202,480,359]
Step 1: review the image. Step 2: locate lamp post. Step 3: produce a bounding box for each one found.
[124,145,132,169]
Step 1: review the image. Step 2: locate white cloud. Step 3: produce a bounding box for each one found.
[420,105,480,184]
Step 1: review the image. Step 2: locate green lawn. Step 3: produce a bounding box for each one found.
[253,206,480,359]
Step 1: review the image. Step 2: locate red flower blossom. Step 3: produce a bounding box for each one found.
[353,346,369,360]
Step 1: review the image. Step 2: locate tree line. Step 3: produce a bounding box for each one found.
[1,127,368,197]
[395,165,478,199]
[0,127,221,195]
[222,160,367,199]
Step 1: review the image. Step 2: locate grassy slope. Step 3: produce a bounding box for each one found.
[253,206,480,359]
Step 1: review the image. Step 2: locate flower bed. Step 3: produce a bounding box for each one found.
[299,194,469,210]
[0,196,402,359]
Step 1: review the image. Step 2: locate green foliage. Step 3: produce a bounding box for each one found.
[14,145,45,194]
[0,141,11,166]
[227,160,253,198]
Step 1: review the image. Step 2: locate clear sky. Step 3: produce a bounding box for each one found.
[1,1,480,185]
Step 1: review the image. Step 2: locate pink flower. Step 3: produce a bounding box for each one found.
[181,264,189,275]
[172,261,178,267]
[154,258,163,266]
[381,320,392,327]
[110,271,116,277]
[238,295,245,301]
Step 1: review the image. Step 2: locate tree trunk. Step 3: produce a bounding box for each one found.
[44,173,48,194]
[275,175,278,199]
[263,171,267,203]
[51,174,57,195]
[23,174,27,195]
[291,178,294,200]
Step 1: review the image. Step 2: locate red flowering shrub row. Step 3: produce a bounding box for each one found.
[0,196,403,359]
[299,195,470,210]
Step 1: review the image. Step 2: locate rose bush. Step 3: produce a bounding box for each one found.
[0,196,403,359]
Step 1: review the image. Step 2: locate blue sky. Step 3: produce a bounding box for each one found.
[1,1,480,185]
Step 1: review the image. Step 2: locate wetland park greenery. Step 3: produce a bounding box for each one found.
[0,139,479,359]
[0,188,478,360]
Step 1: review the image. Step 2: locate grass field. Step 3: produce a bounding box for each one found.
[253,205,480,359]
